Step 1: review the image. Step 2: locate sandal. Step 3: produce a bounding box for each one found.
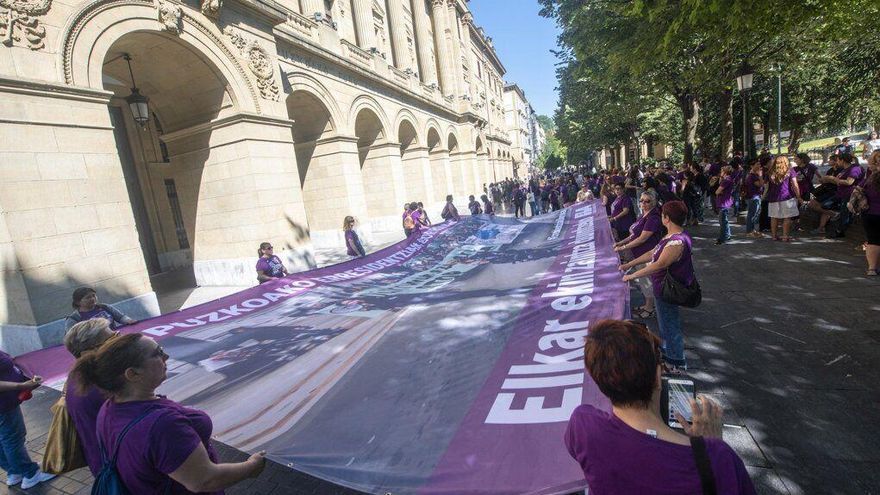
[782,236,794,242]
[867,270,878,277]
[773,236,782,241]
[661,362,688,375]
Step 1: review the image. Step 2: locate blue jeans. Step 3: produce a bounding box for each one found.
[655,297,686,367]
[529,201,538,216]
[717,207,731,241]
[745,197,761,233]
[0,406,38,478]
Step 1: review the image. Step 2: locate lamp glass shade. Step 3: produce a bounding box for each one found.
[735,72,753,91]
[633,130,640,138]
[126,88,150,127]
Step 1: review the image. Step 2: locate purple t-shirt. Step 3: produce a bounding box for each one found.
[410,210,423,230]
[483,200,495,215]
[565,405,756,495]
[345,229,363,256]
[97,398,222,495]
[794,164,817,195]
[610,196,635,232]
[716,177,735,209]
[628,208,662,258]
[77,307,121,330]
[65,373,107,475]
[0,351,27,413]
[255,255,285,279]
[865,176,880,215]
[650,232,695,298]
[743,173,762,199]
[835,165,865,199]
[766,169,797,203]
[708,162,723,177]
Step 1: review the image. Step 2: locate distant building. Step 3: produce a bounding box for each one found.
[503,84,534,178]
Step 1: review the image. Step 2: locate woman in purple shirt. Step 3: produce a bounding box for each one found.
[255,242,288,283]
[714,166,735,245]
[609,184,635,240]
[765,156,802,242]
[70,333,266,494]
[862,151,880,275]
[343,216,366,258]
[622,201,695,370]
[616,191,662,319]
[63,319,116,475]
[566,320,756,495]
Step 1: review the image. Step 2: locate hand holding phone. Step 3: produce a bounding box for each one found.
[676,395,723,439]
[662,377,695,430]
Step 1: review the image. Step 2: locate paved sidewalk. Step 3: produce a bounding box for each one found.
[632,215,880,494]
[4,214,877,494]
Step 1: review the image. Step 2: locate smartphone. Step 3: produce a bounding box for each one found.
[661,377,696,429]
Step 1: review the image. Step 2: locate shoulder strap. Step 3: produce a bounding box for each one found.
[99,407,159,466]
[689,436,717,495]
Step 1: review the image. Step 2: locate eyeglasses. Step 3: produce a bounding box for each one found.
[151,345,169,360]
[639,199,652,204]
[265,246,273,250]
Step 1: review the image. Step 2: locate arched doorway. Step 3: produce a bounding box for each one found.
[447,133,464,197]
[475,136,489,193]
[102,31,233,303]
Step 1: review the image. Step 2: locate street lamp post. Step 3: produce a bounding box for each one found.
[123,53,150,128]
[735,62,754,159]
[633,129,641,165]
[776,63,783,155]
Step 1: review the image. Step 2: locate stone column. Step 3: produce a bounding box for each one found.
[430,0,454,96]
[412,0,438,85]
[430,148,453,202]
[299,135,371,248]
[301,0,323,17]
[352,0,377,50]
[402,146,435,205]
[446,0,465,98]
[386,0,411,70]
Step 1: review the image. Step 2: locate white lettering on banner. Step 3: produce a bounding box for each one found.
[485,387,583,424]
[141,226,448,337]
[546,208,568,241]
[485,205,599,425]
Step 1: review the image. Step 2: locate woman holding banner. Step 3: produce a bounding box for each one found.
[70,333,266,494]
[621,201,695,372]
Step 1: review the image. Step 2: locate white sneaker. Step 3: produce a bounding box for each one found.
[5,473,23,486]
[20,470,55,489]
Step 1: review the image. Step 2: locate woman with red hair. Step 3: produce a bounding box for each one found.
[622,201,696,371]
[565,320,755,494]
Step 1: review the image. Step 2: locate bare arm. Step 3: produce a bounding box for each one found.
[620,230,655,251]
[0,377,41,393]
[256,271,272,283]
[624,243,683,281]
[620,249,655,270]
[169,444,265,493]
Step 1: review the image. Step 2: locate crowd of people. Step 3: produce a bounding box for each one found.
[3,135,878,493]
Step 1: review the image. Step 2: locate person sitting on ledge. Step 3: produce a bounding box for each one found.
[256,242,288,283]
[566,319,756,495]
[70,333,266,494]
[65,287,138,331]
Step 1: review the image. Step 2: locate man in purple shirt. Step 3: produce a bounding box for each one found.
[823,154,864,238]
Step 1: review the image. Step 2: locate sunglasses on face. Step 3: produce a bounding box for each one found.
[639,199,652,204]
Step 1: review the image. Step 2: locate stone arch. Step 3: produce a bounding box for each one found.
[62,0,257,114]
[97,26,265,289]
[447,132,459,153]
[286,72,344,135]
[357,106,405,223]
[394,109,422,147]
[349,95,391,140]
[475,136,485,154]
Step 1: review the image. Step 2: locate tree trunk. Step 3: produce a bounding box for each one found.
[720,88,734,159]
[678,93,699,164]
[788,127,802,153]
[762,112,771,151]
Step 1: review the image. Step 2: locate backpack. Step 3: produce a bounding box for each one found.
[93,409,161,495]
[403,212,415,230]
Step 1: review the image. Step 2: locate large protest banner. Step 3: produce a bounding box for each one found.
[18,200,628,495]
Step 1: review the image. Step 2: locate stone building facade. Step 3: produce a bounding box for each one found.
[0,0,520,353]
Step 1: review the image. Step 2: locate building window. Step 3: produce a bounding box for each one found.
[153,114,170,163]
[164,179,190,250]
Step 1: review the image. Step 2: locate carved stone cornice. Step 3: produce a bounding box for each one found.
[156,0,182,34]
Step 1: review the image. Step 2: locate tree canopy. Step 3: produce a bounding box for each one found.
[540,0,880,164]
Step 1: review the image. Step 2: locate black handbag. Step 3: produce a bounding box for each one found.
[661,269,702,308]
